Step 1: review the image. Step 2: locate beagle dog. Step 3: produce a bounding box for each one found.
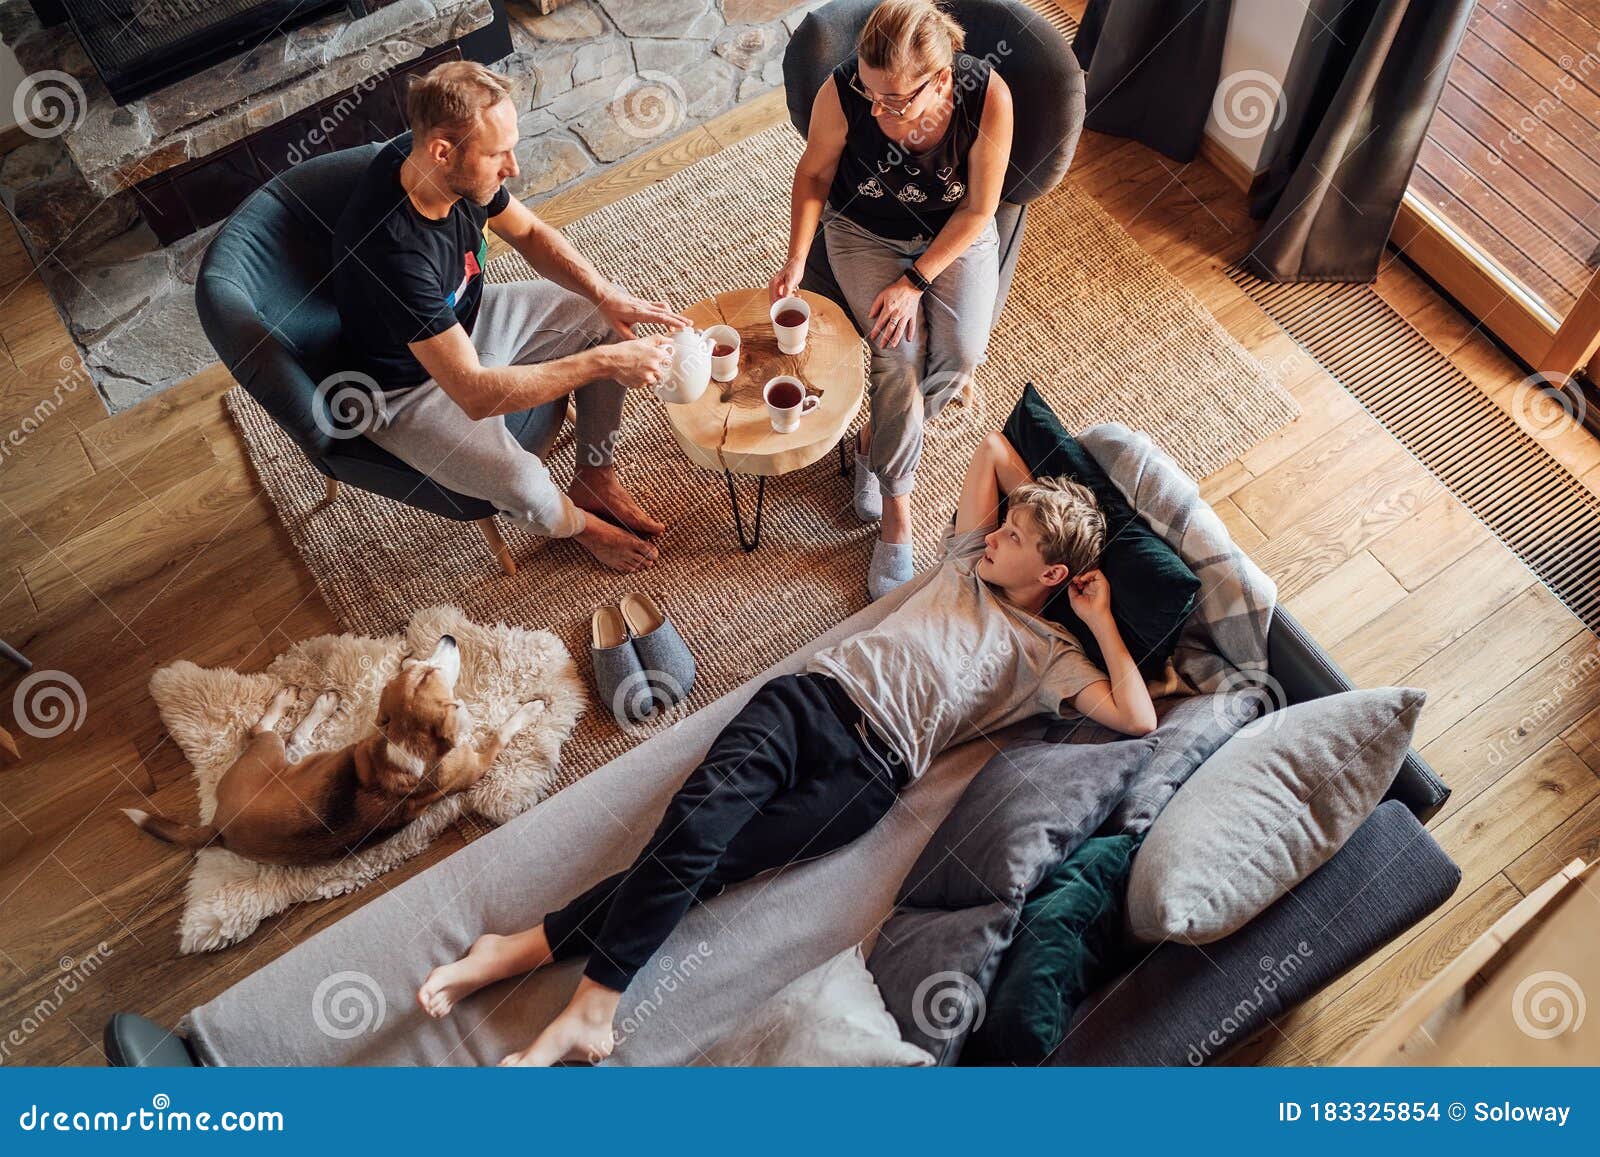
[125,635,544,866]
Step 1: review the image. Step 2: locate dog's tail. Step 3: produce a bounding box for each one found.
[122,808,218,850]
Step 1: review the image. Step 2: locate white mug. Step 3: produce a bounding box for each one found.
[704,324,741,383]
[770,295,811,355]
[763,375,819,433]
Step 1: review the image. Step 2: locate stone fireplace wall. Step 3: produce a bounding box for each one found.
[0,0,823,411]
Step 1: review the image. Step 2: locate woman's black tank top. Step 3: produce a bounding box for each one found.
[826,53,993,242]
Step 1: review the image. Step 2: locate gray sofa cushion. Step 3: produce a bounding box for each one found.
[869,737,1153,1063]
[1049,800,1461,1065]
[1127,687,1427,944]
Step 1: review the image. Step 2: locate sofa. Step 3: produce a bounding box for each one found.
[105,569,1456,1067]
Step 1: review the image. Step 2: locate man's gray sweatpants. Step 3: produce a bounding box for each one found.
[365,281,626,539]
[823,212,1000,498]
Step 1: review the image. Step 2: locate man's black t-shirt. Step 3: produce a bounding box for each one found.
[332,136,511,392]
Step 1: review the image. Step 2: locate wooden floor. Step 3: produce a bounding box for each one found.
[1412,0,1600,318]
[2,79,1599,1066]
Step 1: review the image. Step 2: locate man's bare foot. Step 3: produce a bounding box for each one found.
[575,515,658,573]
[571,465,666,538]
[417,929,551,1019]
[499,977,622,1066]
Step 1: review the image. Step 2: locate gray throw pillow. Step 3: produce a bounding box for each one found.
[869,736,1155,1063]
[1126,686,1426,944]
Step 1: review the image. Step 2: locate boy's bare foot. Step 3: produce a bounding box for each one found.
[417,930,551,1019]
[499,977,621,1066]
[575,515,658,573]
[571,465,666,538]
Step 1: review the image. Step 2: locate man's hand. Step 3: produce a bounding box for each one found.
[868,276,922,348]
[1067,570,1113,627]
[769,257,807,302]
[598,287,691,339]
[605,336,675,391]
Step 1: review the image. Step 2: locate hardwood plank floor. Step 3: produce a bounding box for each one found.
[0,63,1596,1067]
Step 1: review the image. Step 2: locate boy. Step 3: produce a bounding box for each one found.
[416,430,1157,1065]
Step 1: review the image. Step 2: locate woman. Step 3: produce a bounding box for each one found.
[770,0,1014,599]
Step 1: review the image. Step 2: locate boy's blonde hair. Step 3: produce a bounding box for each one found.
[1009,477,1105,576]
[407,61,513,144]
[857,0,966,75]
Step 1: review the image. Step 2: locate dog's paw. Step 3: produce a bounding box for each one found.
[311,690,340,713]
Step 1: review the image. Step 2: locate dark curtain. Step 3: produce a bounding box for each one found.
[1244,0,1475,282]
[1073,0,1234,163]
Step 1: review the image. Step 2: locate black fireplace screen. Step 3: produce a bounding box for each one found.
[62,0,345,104]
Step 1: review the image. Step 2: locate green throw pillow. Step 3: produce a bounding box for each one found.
[1002,383,1200,679]
[962,834,1139,1066]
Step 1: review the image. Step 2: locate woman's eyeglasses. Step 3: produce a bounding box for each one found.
[849,71,939,117]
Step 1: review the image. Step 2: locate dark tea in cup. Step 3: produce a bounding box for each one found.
[766,378,803,409]
[712,343,736,357]
[774,309,807,328]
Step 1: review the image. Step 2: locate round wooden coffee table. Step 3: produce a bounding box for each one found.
[668,288,866,550]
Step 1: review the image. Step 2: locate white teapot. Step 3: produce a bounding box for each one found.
[655,328,714,405]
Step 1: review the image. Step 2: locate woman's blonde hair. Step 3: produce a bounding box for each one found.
[857,0,966,76]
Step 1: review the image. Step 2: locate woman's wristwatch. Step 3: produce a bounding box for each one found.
[903,263,932,292]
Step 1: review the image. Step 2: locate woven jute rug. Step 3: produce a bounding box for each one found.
[226,124,1297,828]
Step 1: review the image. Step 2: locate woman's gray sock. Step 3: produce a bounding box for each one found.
[853,453,882,522]
[867,538,915,601]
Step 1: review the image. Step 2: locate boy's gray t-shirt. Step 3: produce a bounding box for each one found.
[808,522,1105,779]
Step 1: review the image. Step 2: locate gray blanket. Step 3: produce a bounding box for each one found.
[1079,422,1277,694]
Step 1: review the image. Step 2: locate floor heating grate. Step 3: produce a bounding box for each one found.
[1228,266,1600,634]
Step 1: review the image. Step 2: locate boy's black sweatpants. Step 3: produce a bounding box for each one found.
[543,672,906,992]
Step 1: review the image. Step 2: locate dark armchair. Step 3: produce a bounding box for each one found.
[195,139,557,576]
[782,0,1087,325]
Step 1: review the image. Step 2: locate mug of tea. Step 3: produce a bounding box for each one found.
[763,375,819,433]
[704,324,741,383]
[770,295,811,355]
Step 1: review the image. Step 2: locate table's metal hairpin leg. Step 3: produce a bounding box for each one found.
[724,471,767,552]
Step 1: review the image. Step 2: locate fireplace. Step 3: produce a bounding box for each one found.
[53,1,349,104]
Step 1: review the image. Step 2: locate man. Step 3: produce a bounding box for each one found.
[333,61,687,572]
[414,429,1157,1065]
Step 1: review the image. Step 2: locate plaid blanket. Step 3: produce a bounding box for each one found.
[1079,423,1277,693]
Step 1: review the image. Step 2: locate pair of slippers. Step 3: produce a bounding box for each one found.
[591,593,696,730]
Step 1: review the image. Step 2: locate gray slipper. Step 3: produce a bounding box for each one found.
[868,538,915,601]
[853,451,882,522]
[591,605,649,727]
[620,593,695,710]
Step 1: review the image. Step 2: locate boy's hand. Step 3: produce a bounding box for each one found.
[1067,570,1113,626]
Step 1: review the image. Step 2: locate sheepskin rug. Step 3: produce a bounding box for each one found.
[147,605,584,953]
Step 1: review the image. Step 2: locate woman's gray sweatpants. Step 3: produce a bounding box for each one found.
[365,281,627,539]
[823,213,1000,498]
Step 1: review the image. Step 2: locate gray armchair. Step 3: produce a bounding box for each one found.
[195,136,555,576]
[783,0,1087,325]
